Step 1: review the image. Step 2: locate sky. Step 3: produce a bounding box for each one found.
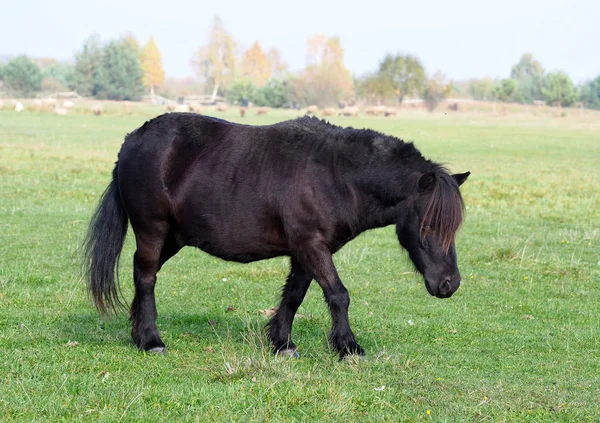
[1,0,598,83]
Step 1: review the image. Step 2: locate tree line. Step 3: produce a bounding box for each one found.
[1,16,599,111]
[464,54,598,109]
[0,34,163,102]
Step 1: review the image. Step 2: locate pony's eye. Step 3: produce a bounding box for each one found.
[420,225,432,249]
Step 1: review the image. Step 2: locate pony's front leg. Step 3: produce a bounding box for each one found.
[297,242,364,359]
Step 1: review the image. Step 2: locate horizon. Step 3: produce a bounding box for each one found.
[1,0,598,84]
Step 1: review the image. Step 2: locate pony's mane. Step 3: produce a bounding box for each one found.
[286,115,425,159]
[420,170,465,253]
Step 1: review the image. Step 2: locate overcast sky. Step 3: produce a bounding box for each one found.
[1,0,598,83]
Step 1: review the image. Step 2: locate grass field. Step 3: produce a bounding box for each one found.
[1,107,599,422]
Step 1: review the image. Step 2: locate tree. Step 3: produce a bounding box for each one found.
[2,55,43,97]
[42,62,75,92]
[123,33,141,54]
[493,78,517,114]
[493,79,516,102]
[378,54,425,104]
[468,77,496,101]
[72,35,103,96]
[578,76,600,110]
[267,48,288,79]
[95,38,144,100]
[356,73,395,104]
[305,34,336,66]
[283,75,310,107]
[192,15,237,99]
[542,71,576,111]
[423,72,451,112]
[510,54,544,103]
[301,34,354,106]
[141,36,165,101]
[241,41,271,87]
[511,53,544,80]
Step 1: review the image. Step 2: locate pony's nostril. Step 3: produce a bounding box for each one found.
[441,278,451,294]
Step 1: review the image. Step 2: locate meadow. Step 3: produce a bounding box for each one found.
[0,106,599,422]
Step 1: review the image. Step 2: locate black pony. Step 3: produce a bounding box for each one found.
[83,113,470,359]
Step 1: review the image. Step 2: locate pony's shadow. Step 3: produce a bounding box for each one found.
[53,309,259,350]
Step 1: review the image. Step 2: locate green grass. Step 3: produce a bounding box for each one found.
[1,107,599,422]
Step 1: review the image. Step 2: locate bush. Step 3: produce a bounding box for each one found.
[226,79,256,105]
[256,79,288,108]
[227,78,289,108]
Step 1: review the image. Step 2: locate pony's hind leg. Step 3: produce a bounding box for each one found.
[130,227,178,353]
[159,231,182,269]
[267,258,312,357]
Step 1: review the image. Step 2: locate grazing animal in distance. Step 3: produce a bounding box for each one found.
[339,106,360,117]
[322,107,338,117]
[305,105,319,115]
[54,106,68,115]
[174,104,190,113]
[83,114,470,359]
[189,103,203,114]
[92,104,103,116]
[384,107,397,117]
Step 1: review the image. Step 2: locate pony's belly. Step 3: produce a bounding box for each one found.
[186,235,288,263]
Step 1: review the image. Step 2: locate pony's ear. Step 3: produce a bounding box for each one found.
[418,172,437,193]
[452,171,471,186]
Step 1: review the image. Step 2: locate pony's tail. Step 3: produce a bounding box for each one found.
[82,164,129,315]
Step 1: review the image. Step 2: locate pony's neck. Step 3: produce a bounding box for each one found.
[350,161,421,233]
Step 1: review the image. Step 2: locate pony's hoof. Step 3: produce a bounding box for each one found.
[341,352,365,362]
[149,346,167,354]
[338,343,365,360]
[276,348,300,359]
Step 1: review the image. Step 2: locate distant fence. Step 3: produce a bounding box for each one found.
[141,94,228,106]
[43,91,82,100]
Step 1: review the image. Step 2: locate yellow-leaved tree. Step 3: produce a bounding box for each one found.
[141,36,165,102]
[267,48,288,79]
[192,16,237,100]
[241,41,271,87]
[302,34,354,106]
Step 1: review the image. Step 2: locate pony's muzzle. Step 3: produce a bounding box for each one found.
[425,275,461,298]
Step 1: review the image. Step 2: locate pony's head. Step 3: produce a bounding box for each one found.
[396,170,470,298]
